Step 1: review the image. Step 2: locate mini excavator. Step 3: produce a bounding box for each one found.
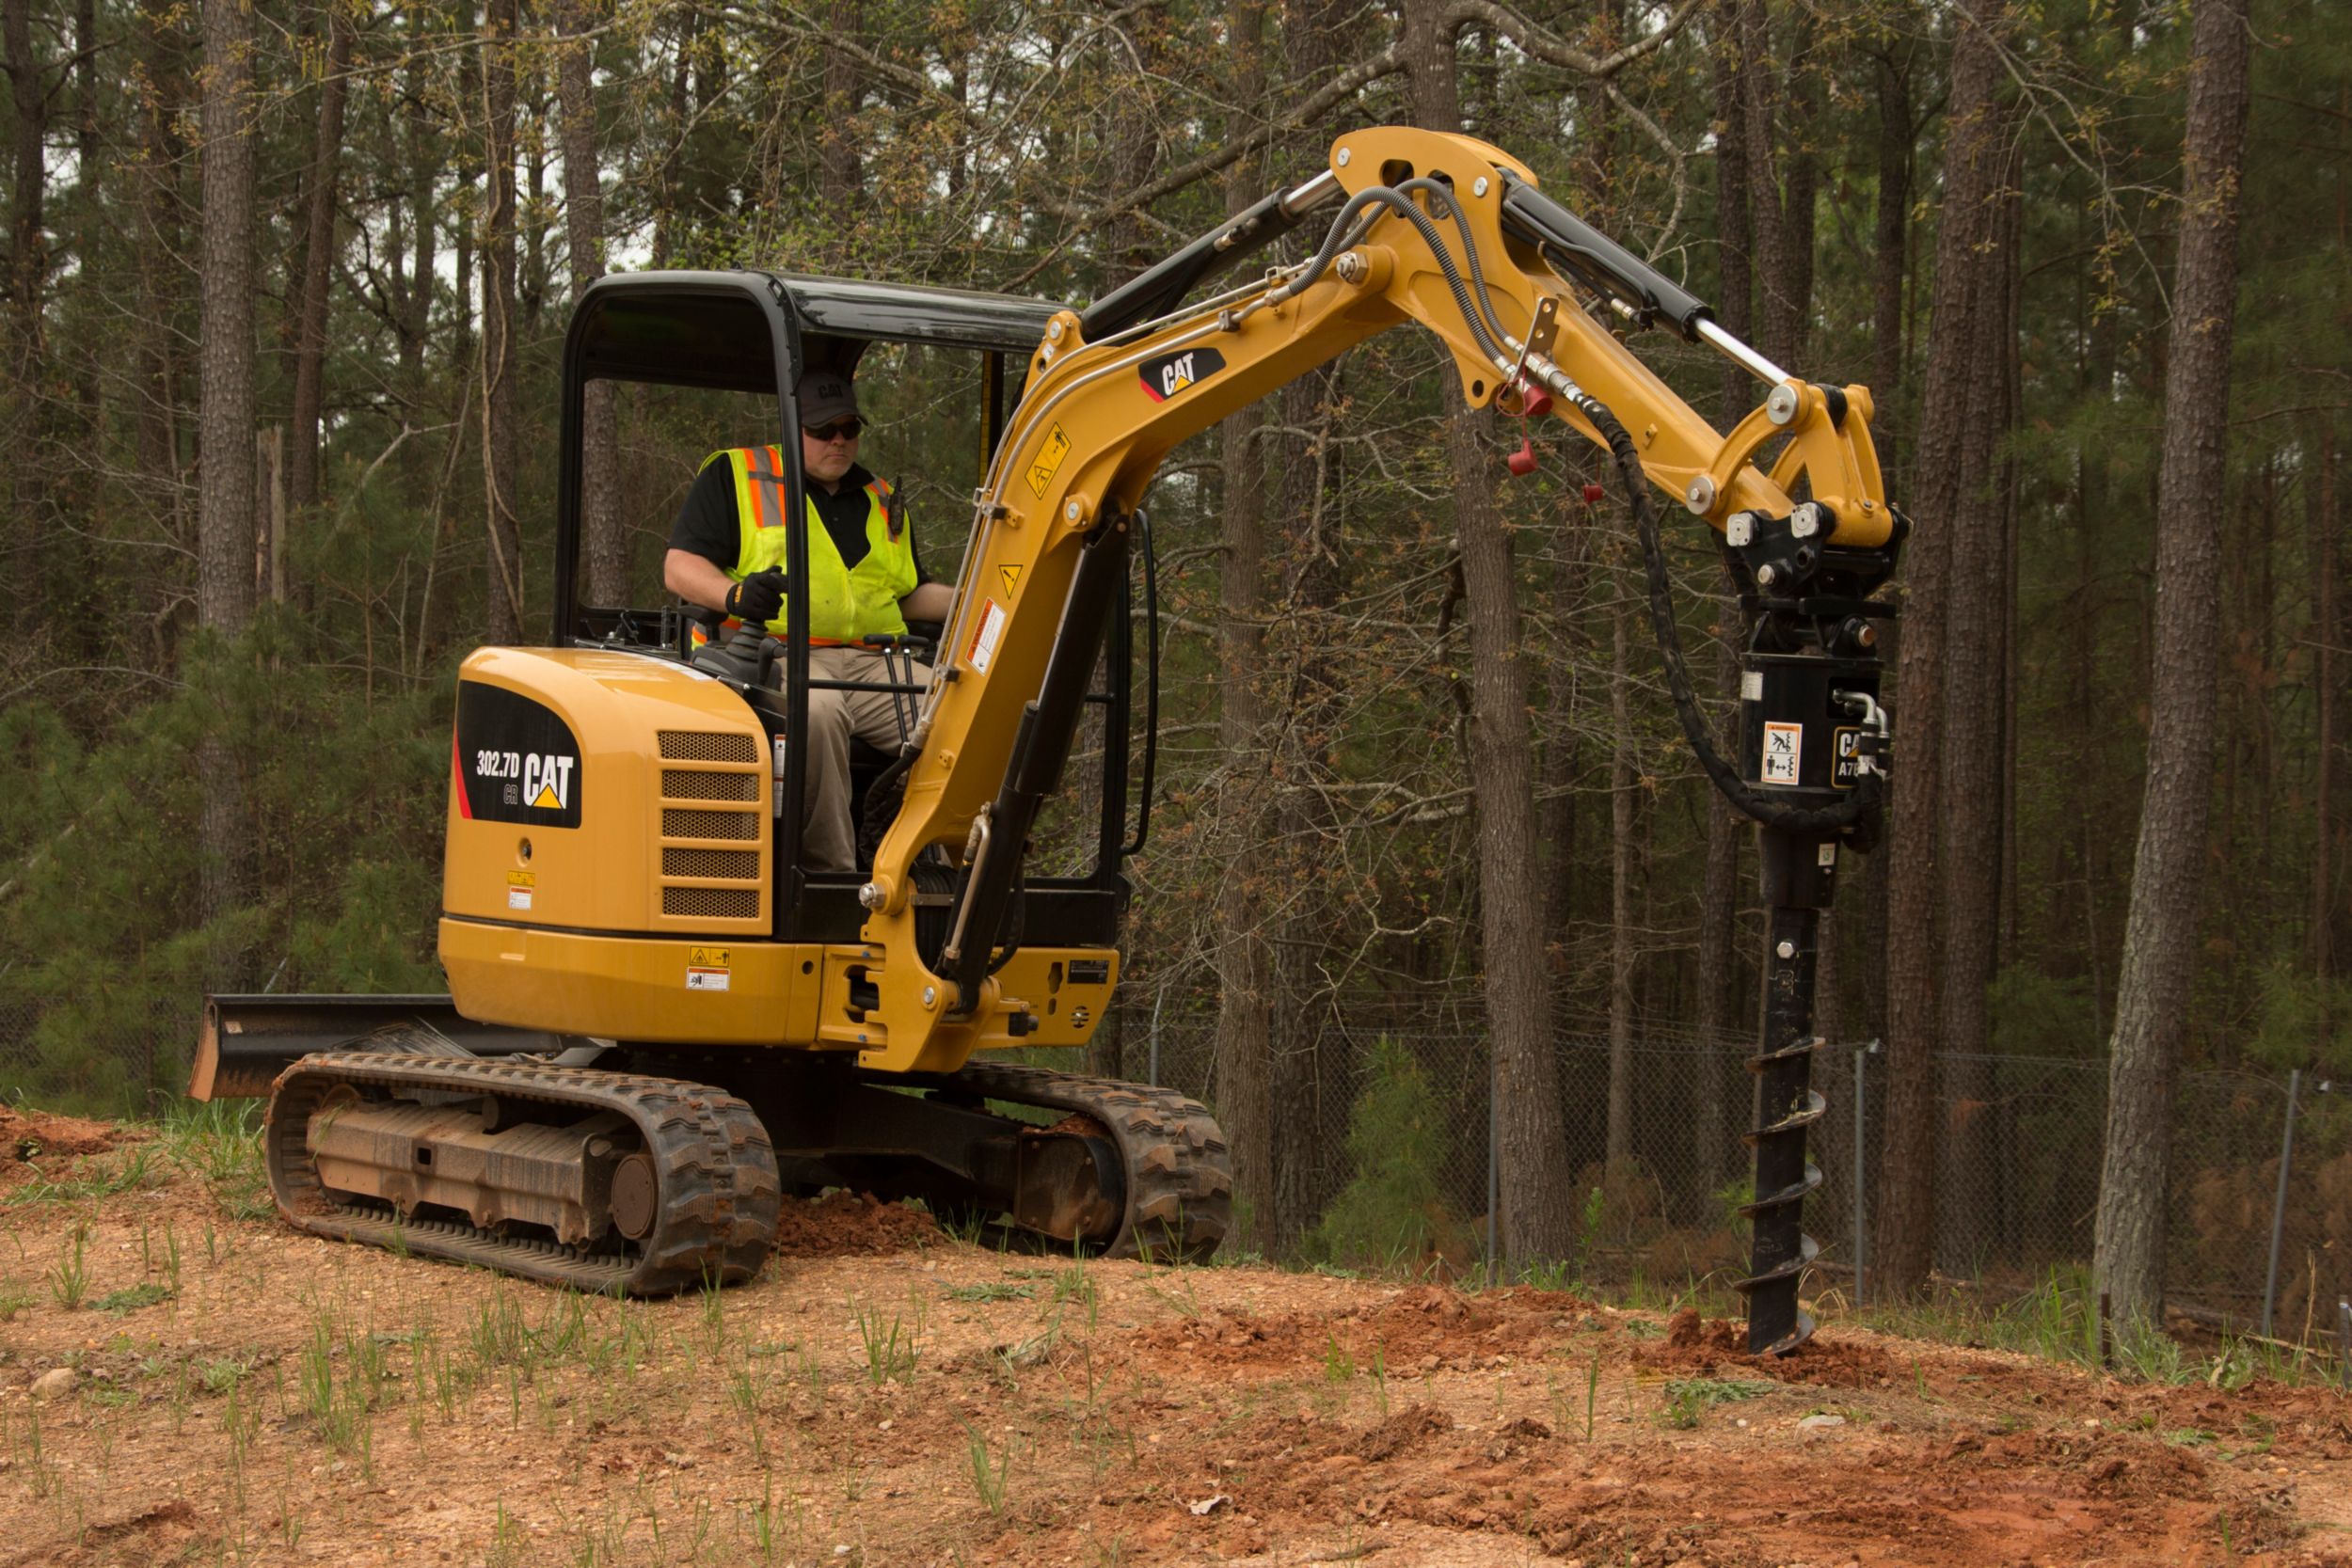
[191,126,1900,1354]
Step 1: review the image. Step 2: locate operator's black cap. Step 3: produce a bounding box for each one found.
[795,370,861,429]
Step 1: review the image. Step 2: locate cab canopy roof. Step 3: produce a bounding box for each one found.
[567,270,1060,394]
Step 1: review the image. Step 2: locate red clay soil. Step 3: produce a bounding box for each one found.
[4,1123,2352,1567]
[768,1188,945,1255]
[0,1105,133,1184]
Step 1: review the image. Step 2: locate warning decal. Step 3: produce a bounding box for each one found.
[968,600,1009,675]
[999,563,1023,598]
[506,869,535,912]
[1025,423,1072,498]
[687,945,732,992]
[1761,721,1804,785]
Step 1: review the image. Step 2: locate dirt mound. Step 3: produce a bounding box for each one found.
[766,1190,942,1256]
[1636,1310,1900,1386]
[1129,1282,1593,1377]
[0,1103,134,1184]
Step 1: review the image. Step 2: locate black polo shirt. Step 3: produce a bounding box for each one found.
[667,457,930,581]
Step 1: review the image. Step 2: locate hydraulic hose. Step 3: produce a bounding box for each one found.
[1393,178,1517,357]
[1569,390,1884,835]
[1278,187,1513,367]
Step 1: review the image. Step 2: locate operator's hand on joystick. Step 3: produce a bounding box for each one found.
[723,567,788,626]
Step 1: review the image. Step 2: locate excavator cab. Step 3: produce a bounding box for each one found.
[549,271,1155,926]
[195,269,1223,1293]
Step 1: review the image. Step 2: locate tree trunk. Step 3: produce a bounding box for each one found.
[481,0,522,643]
[1870,37,1913,481]
[195,0,254,625]
[2316,424,2344,990]
[1607,567,1637,1172]
[398,52,436,391]
[1543,511,1590,1005]
[1268,0,1354,1247]
[558,0,625,609]
[1402,0,1575,1262]
[1874,0,2010,1297]
[1737,0,1816,372]
[1695,0,1752,1200]
[2094,0,2252,1331]
[197,0,256,971]
[5,0,46,625]
[1101,5,1168,291]
[1211,0,1276,1260]
[134,0,187,562]
[818,0,864,250]
[1710,0,1752,424]
[288,14,352,517]
[1933,120,2020,1274]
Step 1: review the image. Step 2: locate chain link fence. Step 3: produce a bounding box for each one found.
[1120,992,2346,1332]
[5,976,2342,1333]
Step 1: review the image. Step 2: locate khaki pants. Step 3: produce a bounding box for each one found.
[798,644,930,873]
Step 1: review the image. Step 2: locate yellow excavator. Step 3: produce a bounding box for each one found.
[190,126,1900,1354]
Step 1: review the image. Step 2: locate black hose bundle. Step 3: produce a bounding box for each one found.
[1573,390,1883,836]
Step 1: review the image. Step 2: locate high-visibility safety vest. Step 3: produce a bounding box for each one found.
[696,446,915,645]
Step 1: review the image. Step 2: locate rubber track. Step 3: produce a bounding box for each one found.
[899,1061,1232,1263]
[265,1053,781,1296]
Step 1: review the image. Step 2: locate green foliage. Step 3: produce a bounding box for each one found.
[94,1282,173,1314]
[1659,1378,1774,1430]
[2247,960,2352,1076]
[1310,1038,1461,1271]
[0,625,448,1116]
[1988,969,2101,1060]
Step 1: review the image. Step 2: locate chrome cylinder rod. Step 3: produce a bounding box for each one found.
[1697,318,1791,389]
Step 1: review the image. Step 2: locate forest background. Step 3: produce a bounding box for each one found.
[0,0,2343,1331]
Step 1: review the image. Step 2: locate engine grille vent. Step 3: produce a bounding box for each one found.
[658,731,758,764]
[662,808,758,842]
[662,886,760,919]
[661,769,760,802]
[656,731,765,926]
[662,847,761,879]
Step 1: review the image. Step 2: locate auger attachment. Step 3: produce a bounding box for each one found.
[1736,832,1834,1354]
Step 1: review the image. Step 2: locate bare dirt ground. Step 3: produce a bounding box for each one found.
[3,1110,2350,1567]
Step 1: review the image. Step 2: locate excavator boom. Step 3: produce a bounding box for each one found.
[860,125,1903,1353]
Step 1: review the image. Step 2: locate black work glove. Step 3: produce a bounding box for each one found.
[723,567,788,625]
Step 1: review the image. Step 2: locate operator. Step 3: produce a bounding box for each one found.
[663,369,953,873]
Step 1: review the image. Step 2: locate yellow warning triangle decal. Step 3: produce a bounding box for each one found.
[1000,564,1023,596]
[532,784,561,809]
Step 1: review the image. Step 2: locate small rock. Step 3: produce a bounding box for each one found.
[1188,1494,1232,1516]
[1797,1415,1845,1435]
[29,1368,75,1402]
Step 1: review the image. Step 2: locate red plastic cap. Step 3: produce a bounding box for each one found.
[1506,439,1538,478]
[1582,483,1606,504]
[1518,381,1554,420]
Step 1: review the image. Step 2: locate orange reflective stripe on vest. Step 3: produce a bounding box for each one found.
[698,446,917,643]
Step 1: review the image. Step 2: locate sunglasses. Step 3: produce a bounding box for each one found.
[805,419,864,442]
